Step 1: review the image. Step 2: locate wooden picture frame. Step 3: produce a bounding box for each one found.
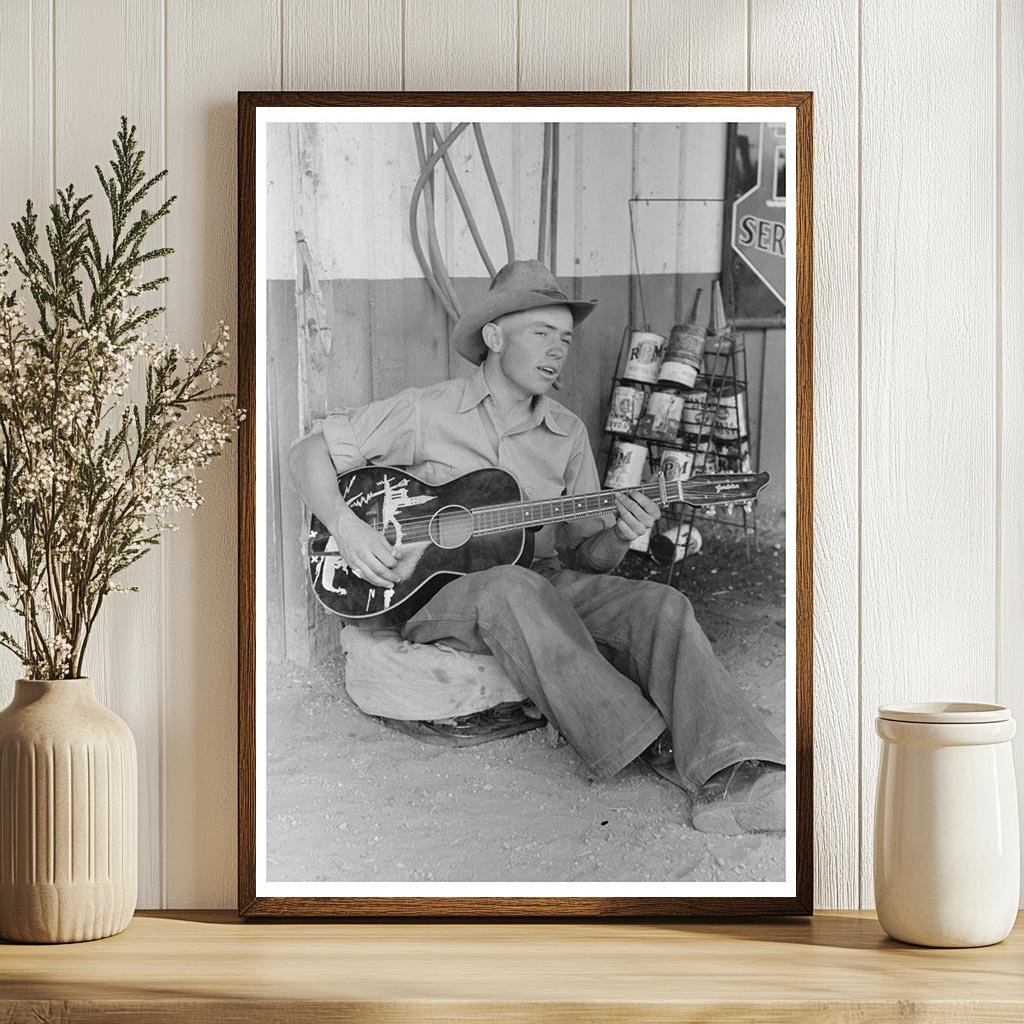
[238,91,813,917]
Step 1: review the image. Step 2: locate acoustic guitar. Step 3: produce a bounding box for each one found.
[307,465,770,621]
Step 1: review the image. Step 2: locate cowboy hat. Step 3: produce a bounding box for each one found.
[451,260,597,365]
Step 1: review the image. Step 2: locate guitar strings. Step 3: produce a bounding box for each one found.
[315,474,758,552]
[350,483,667,534]
[361,503,628,540]
[331,476,750,541]
[357,496,633,538]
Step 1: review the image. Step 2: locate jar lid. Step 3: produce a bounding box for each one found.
[877,701,1011,724]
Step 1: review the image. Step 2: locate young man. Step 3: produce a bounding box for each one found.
[289,260,786,835]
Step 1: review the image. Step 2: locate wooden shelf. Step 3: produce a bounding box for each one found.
[2,910,1022,1022]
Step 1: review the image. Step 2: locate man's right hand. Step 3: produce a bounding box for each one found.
[330,511,401,589]
[287,433,401,589]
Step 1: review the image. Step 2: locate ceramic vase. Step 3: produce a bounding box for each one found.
[874,702,1019,948]
[0,678,137,942]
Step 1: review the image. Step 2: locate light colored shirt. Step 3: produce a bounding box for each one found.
[314,366,615,571]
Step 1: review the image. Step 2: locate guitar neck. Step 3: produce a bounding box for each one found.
[471,480,678,537]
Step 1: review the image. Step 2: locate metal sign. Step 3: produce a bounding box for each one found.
[731,123,786,305]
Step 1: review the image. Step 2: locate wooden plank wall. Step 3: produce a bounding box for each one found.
[0,0,1017,912]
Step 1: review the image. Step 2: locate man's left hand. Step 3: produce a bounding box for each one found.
[612,489,660,542]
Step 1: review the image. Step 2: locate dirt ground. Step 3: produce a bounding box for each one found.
[266,527,787,885]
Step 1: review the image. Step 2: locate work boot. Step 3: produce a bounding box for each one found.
[690,760,785,835]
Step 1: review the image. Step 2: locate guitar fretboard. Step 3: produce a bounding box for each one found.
[471,481,676,537]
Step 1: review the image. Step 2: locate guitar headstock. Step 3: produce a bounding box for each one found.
[675,471,771,510]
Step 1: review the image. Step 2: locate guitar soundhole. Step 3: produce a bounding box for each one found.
[429,505,474,549]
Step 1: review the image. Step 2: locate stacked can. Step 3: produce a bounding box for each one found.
[681,387,713,441]
[604,328,666,436]
[703,279,745,380]
[690,440,718,475]
[604,439,647,490]
[711,382,751,472]
[659,447,695,485]
[658,289,706,389]
[715,438,752,473]
[604,382,646,434]
[712,383,747,442]
[605,437,650,550]
[637,386,685,443]
[620,329,665,385]
[677,384,715,475]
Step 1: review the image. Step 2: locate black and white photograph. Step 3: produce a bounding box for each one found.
[246,98,806,912]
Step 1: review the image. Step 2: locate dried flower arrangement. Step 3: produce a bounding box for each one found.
[0,118,242,679]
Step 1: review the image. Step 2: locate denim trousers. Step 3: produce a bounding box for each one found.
[400,564,786,792]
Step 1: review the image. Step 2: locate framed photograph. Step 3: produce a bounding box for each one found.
[238,91,812,917]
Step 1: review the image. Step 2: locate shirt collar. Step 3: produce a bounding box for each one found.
[457,364,491,413]
[458,364,569,436]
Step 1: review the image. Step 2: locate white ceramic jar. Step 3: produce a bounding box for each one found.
[874,702,1019,947]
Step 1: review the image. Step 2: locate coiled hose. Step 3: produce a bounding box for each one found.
[409,122,558,324]
[410,122,465,320]
[429,123,496,279]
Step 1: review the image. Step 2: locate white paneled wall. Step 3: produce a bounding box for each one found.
[0,0,1019,910]
[750,0,860,911]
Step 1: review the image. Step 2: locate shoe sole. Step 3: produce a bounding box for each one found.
[691,774,786,836]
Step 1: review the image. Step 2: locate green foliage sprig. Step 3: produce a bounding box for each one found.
[0,117,242,679]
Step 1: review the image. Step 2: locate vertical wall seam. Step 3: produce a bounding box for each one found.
[628,124,638,327]
[856,0,864,910]
[400,0,406,91]
[50,0,55,197]
[622,0,630,90]
[746,0,752,89]
[279,0,284,91]
[686,4,692,91]
[994,0,1003,705]
[29,0,34,191]
[159,0,169,910]
[516,0,521,90]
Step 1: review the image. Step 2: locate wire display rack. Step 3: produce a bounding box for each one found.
[601,198,760,589]
[658,341,758,589]
[600,339,759,589]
